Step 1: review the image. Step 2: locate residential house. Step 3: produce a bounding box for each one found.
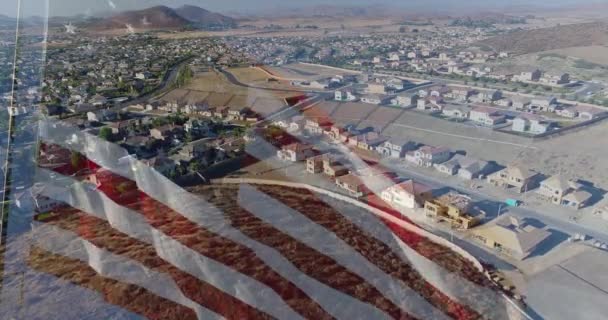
[442,105,470,120]
[424,192,479,229]
[376,139,417,158]
[417,96,444,111]
[380,180,434,209]
[149,124,182,141]
[446,87,476,102]
[555,106,578,119]
[171,140,212,165]
[471,216,551,260]
[391,93,418,107]
[469,107,506,126]
[323,154,349,178]
[335,90,357,102]
[122,135,154,157]
[434,155,464,176]
[457,157,493,180]
[304,118,330,136]
[306,154,327,174]
[494,98,512,108]
[87,109,117,123]
[184,119,211,136]
[109,121,131,135]
[529,97,558,112]
[336,173,367,198]
[562,189,593,210]
[575,105,606,121]
[405,146,451,167]
[487,165,539,193]
[537,175,592,209]
[472,90,502,103]
[386,78,405,91]
[356,131,389,151]
[540,73,570,85]
[277,143,315,162]
[512,97,531,111]
[512,114,552,134]
[537,174,580,204]
[515,69,542,82]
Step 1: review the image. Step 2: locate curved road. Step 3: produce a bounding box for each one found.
[217,67,337,95]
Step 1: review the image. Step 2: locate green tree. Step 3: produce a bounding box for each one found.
[71,151,82,170]
[188,161,201,173]
[99,127,112,141]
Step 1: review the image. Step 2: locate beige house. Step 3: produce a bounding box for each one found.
[306,154,326,174]
[471,216,551,260]
[380,180,433,209]
[537,175,593,209]
[487,166,538,193]
[322,154,349,178]
[336,174,367,198]
[277,143,314,162]
[424,192,479,230]
[537,175,578,204]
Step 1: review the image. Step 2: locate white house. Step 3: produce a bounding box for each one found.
[405,145,451,167]
[530,97,558,112]
[469,107,506,126]
[376,139,417,158]
[512,115,552,134]
[391,93,418,107]
[442,105,470,120]
[335,90,357,102]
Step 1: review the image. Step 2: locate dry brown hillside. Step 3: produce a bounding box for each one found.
[479,22,608,55]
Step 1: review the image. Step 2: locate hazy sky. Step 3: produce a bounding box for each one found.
[1,0,607,17]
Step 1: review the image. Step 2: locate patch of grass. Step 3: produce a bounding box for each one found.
[573,59,606,70]
[537,52,567,60]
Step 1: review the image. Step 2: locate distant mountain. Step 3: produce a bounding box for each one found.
[0,14,16,28]
[89,5,191,30]
[479,22,608,55]
[304,5,387,17]
[174,5,236,29]
[87,5,236,31]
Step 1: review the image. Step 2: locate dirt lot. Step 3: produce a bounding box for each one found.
[159,71,302,116]
[543,45,608,65]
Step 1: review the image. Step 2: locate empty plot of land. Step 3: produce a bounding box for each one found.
[543,45,608,65]
[229,67,273,83]
[251,98,286,115]
[290,63,360,77]
[366,107,405,127]
[181,90,210,104]
[185,72,250,94]
[331,102,378,123]
[382,111,533,161]
[226,94,259,108]
[229,67,304,91]
[160,88,190,102]
[265,66,320,81]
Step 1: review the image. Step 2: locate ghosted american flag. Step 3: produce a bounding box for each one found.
[0,118,525,320]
